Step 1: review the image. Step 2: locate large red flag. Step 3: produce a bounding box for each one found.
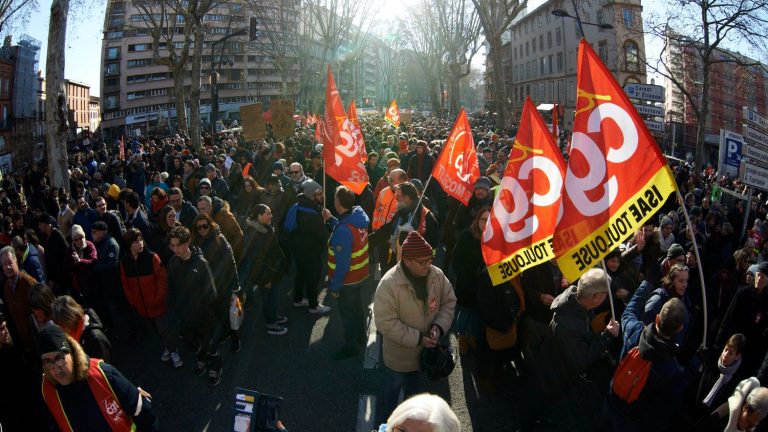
[119,136,125,161]
[320,65,369,195]
[314,115,323,142]
[385,99,400,128]
[348,99,367,162]
[482,97,567,284]
[553,40,677,281]
[432,108,480,205]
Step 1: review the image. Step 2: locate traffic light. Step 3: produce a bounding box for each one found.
[249,17,258,41]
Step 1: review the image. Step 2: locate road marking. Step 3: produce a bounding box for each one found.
[356,394,376,432]
[364,302,379,369]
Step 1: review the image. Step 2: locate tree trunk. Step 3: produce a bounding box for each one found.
[449,62,461,118]
[489,34,508,130]
[45,0,70,190]
[189,21,204,152]
[173,68,188,135]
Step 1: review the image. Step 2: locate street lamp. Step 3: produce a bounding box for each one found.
[209,27,247,132]
[552,2,614,37]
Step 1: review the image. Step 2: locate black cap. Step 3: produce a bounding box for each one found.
[38,325,71,355]
[92,221,108,231]
[38,213,56,225]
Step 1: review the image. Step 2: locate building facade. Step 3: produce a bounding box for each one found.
[0,39,13,159]
[99,0,303,139]
[663,31,768,162]
[501,0,647,130]
[65,79,91,134]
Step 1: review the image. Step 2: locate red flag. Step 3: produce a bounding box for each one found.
[242,162,253,178]
[385,99,400,128]
[482,97,567,284]
[314,115,324,142]
[320,65,369,195]
[553,40,677,281]
[431,108,480,205]
[119,136,125,161]
[348,99,367,162]
[552,104,559,142]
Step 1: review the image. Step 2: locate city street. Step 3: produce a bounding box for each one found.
[110,271,527,431]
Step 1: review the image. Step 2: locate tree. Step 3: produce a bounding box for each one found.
[45,0,69,189]
[434,0,482,117]
[130,0,197,136]
[643,1,768,172]
[0,0,37,35]
[471,0,526,129]
[245,0,300,99]
[400,3,445,114]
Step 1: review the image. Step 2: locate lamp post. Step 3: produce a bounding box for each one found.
[209,27,247,132]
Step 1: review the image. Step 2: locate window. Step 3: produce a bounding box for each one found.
[557,52,563,71]
[540,57,545,75]
[556,28,561,46]
[104,63,119,75]
[597,10,604,24]
[105,95,119,109]
[548,55,553,74]
[129,43,151,52]
[598,40,608,63]
[106,47,120,60]
[532,38,536,53]
[104,78,118,87]
[539,35,544,52]
[107,31,123,40]
[525,41,529,56]
[623,9,635,29]
[548,32,552,49]
[624,40,640,72]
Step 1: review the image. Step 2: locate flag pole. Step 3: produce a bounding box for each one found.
[675,189,708,348]
[407,175,433,226]
[600,259,616,322]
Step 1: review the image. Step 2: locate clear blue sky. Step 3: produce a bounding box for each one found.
[18,0,756,99]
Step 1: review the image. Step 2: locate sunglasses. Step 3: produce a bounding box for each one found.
[200,185,210,189]
[73,236,85,241]
[196,224,210,231]
[289,171,301,174]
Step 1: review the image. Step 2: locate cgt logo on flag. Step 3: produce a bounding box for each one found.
[432,108,479,205]
[483,97,567,284]
[553,40,677,282]
[385,99,400,128]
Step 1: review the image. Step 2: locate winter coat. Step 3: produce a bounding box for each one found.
[177,199,199,228]
[245,221,286,286]
[643,286,690,348]
[327,206,370,292]
[520,261,563,324]
[166,246,216,332]
[67,241,98,297]
[19,243,46,284]
[715,285,768,374]
[211,197,244,261]
[121,250,168,318]
[374,263,457,372]
[197,230,240,301]
[42,228,69,288]
[289,194,329,256]
[451,228,484,309]
[80,309,113,363]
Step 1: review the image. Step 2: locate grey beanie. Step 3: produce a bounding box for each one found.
[302,180,322,196]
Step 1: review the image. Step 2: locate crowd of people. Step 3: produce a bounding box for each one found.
[1,110,768,431]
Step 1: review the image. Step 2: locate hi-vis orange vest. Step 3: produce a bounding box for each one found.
[42,358,136,432]
[328,224,370,285]
[372,187,397,230]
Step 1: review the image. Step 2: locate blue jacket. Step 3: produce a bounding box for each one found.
[620,280,655,360]
[327,206,369,292]
[643,286,690,347]
[73,208,99,240]
[20,243,46,283]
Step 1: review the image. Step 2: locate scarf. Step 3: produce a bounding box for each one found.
[402,262,429,302]
[703,355,742,407]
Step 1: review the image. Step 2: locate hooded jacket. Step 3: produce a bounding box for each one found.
[211,197,244,260]
[327,206,370,292]
[166,246,216,331]
[121,249,168,319]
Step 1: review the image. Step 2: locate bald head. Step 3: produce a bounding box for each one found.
[389,169,407,187]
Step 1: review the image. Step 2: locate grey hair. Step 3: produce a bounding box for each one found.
[289,162,304,174]
[386,393,460,432]
[576,267,611,299]
[746,387,768,421]
[196,195,212,206]
[0,245,16,263]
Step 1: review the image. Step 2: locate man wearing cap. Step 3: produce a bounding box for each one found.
[38,325,159,431]
[39,213,70,295]
[374,231,456,416]
[716,261,768,375]
[92,221,125,337]
[205,163,230,199]
[286,180,331,314]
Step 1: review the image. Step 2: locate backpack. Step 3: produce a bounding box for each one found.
[611,346,652,404]
[282,204,317,233]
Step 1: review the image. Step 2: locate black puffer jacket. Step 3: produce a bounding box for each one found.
[166,246,216,331]
[289,194,329,256]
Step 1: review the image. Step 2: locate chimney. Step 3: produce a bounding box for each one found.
[3,36,11,48]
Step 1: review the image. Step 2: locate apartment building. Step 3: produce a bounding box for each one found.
[499,0,647,130]
[65,79,91,133]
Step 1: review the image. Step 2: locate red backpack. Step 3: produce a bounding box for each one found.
[612,346,652,404]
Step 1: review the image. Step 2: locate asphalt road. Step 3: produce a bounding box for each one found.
[110,272,545,431]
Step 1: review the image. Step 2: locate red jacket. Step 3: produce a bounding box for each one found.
[120,250,168,318]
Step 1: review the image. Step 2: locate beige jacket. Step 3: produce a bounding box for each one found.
[374,263,456,372]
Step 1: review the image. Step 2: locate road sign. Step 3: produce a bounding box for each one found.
[744,125,768,148]
[633,104,664,117]
[744,107,768,132]
[744,143,768,167]
[740,161,768,190]
[644,119,664,132]
[719,129,743,178]
[624,83,665,103]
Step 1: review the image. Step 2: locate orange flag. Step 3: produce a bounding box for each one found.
[314,115,324,142]
[432,108,480,205]
[119,136,125,161]
[320,65,369,195]
[347,99,367,162]
[385,99,400,128]
[553,40,677,281]
[482,97,567,284]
